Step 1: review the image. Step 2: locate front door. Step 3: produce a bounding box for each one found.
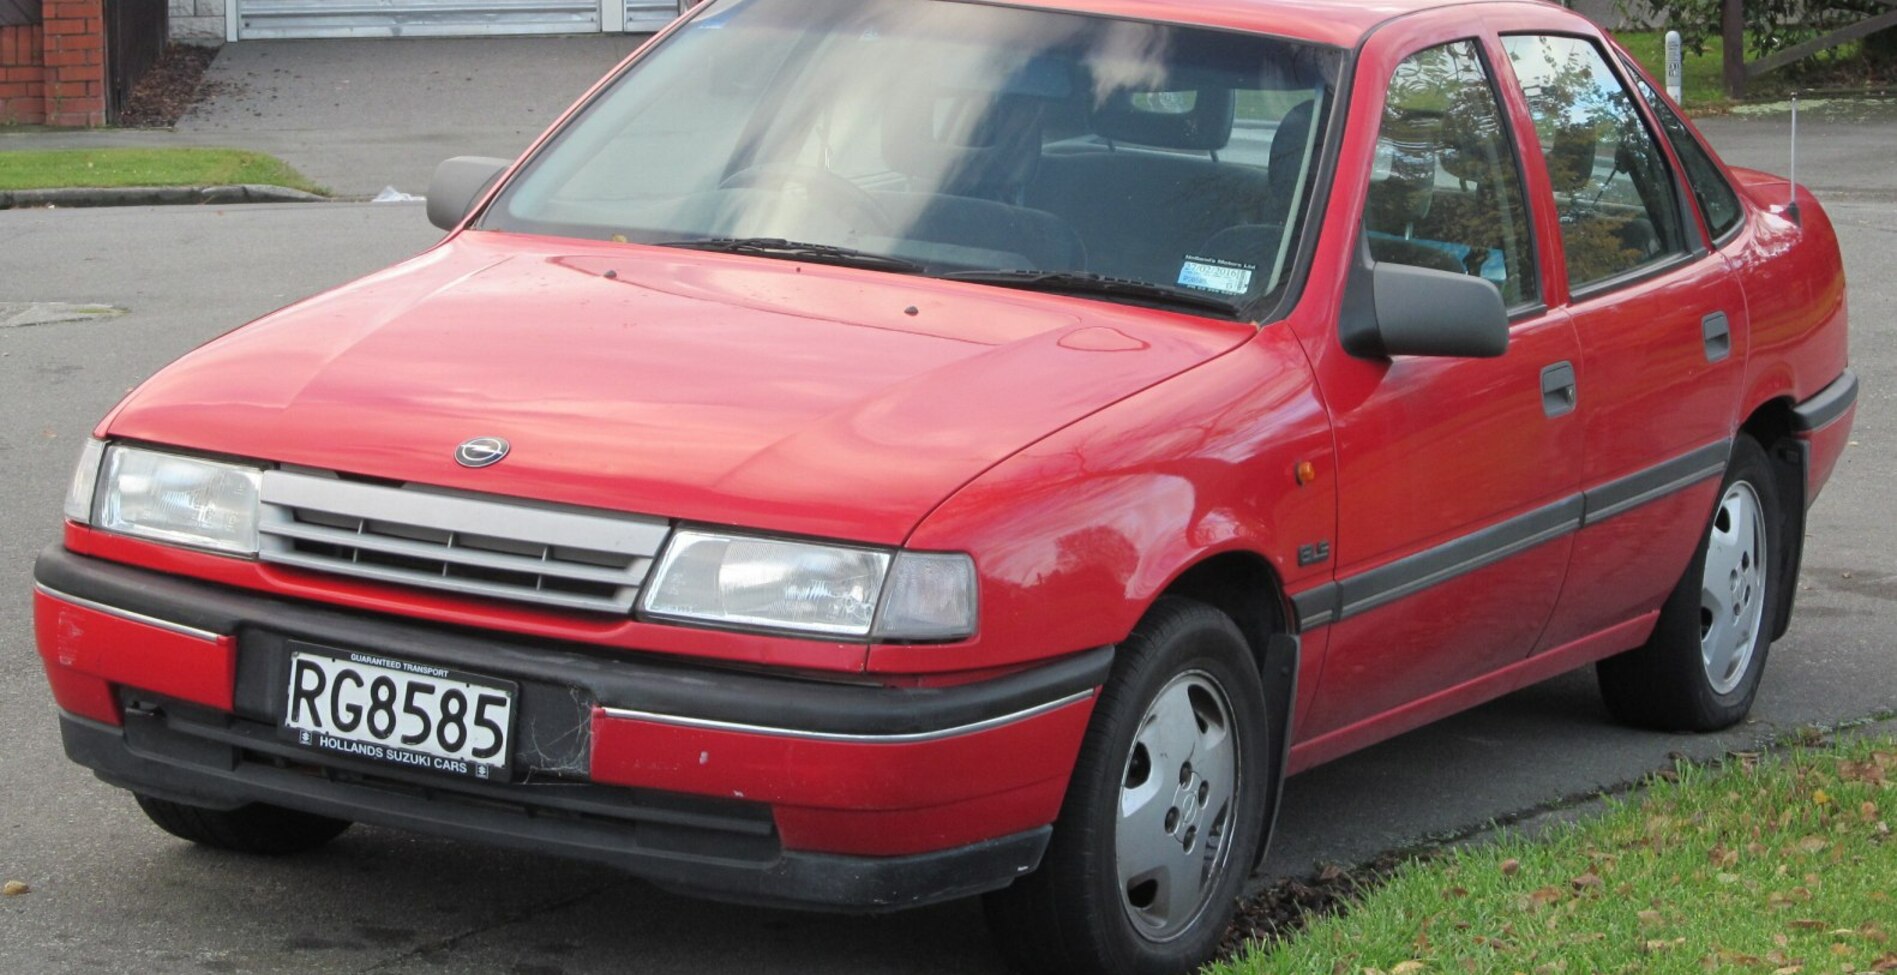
[1293,34,1583,746]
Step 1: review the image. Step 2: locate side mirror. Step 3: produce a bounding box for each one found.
[427,156,510,231]
[1342,261,1510,359]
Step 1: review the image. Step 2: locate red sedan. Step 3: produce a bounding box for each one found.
[34,0,1853,971]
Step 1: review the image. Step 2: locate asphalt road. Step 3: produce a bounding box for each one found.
[2,110,1893,973]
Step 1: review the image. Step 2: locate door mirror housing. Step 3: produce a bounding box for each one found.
[427,157,511,231]
[1341,261,1510,360]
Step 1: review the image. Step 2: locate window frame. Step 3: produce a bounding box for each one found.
[1363,35,1546,320]
[1498,30,1700,304]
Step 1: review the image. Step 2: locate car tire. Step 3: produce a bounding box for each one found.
[983,597,1270,975]
[1597,435,1785,732]
[134,794,352,855]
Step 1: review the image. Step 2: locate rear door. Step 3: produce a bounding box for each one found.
[1292,26,1584,749]
[1494,33,1751,653]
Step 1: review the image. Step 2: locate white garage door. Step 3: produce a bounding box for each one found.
[236,0,682,40]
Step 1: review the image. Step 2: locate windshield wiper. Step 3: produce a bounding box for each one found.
[938,270,1242,317]
[654,237,924,274]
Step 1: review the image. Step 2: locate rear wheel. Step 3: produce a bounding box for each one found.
[135,794,351,855]
[1597,435,1785,731]
[984,598,1269,975]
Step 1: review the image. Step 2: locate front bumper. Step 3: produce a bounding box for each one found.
[32,546,1106,912]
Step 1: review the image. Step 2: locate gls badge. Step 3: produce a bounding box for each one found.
[454,437,511,468]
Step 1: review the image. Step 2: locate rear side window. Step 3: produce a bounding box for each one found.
[1627,70,1744,242]
[1366,40,1537,307]
[1503,34,1689,291]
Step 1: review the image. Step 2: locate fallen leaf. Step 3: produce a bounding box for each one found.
[1500,858,1521,876]
[1571,872,1604,891]
[1,881,27,896]
[1796,836,1829,855]
[1638,910,1664,927]
[1813,789,1833,807]
[1790,919,1831,930]
[1391,963,1426,974]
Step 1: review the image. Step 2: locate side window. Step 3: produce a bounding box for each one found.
[1502,34,1688,291]
[1368,41,1537,308]
[1626,68,1744,242]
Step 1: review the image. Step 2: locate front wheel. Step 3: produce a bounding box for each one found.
[1597,435,1786,731]
[135,794,351,855]
[984,598,1270,975]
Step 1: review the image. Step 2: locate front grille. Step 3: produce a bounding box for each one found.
[258,470,670,613]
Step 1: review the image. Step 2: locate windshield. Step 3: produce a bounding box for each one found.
[483,0,1341,314]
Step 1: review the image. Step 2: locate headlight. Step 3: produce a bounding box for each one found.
[642,529,977,641]
[95,446,264,556]
[63,438,106,524]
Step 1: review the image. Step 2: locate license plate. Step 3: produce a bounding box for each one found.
[281,644,516,782]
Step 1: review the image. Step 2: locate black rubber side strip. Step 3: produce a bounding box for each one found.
[34,546,1111,738]
[1335,495,1585,620]
[1290,583,1339,631]
[1581,440,1732,526]
[1792,368,1859,431]
[1290,437,1761,632]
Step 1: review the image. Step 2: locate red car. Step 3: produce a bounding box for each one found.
[35,0,1853,971]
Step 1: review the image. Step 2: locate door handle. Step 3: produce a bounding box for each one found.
[1540,361,1577,418]
[1702,312,1732,362]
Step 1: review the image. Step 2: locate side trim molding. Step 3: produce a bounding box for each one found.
[1336,495,1584,620]
[1290,440,1743,633]
[1792,369,1858,431]
[1290,584,1339,630]
[1581,440,1731,526]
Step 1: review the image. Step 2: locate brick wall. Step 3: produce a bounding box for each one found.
[42,0,104,125]
[0,23,47,123]
[0,0,104,126]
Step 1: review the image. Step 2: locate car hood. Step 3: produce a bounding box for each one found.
[104,232,1252,544]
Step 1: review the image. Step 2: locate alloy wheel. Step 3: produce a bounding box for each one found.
[1116,670,1241,942]
[1700,481,1769,695]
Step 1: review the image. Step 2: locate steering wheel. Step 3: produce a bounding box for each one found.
[717,164,893,237]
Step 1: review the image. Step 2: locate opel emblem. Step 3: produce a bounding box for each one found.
[455,437,510,469]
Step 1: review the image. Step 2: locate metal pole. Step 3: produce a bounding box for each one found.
[1665,30,1683,103]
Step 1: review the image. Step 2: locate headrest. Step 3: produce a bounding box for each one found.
[1366,137,1437,231]
[1092,87,1235,151]
[881,90,1045,200]
[1545,125,1598,193]
[1438,107,1497,184]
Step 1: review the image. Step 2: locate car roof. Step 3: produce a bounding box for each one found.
[992,0,1591,49]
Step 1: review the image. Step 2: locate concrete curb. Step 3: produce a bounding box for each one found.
[0,184,329,210]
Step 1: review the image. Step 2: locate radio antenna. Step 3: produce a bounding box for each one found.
[1787,92,1802,224]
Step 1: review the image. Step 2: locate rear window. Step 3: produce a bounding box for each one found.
[1627,69,1744,242]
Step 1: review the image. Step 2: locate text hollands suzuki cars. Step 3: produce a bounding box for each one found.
[34,0,1853,972]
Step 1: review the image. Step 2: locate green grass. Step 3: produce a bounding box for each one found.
[0,147,321,193]
[1217,735,1897,975]
[1615,30,1745,112]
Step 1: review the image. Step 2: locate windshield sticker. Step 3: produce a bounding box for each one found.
[1178,257,1255,296]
